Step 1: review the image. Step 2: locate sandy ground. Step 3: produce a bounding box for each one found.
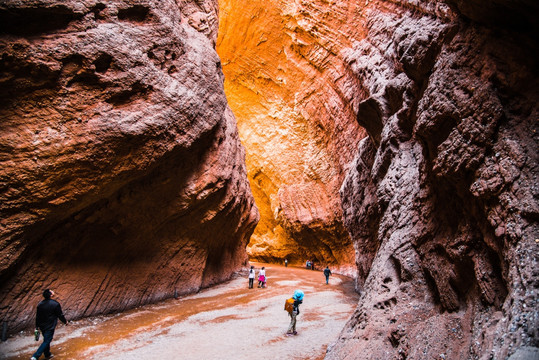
[0,263,358,360]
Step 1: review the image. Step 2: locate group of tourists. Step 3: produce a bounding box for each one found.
[248,265,267,288]
[247,262,333,336]
[27,262,333,358]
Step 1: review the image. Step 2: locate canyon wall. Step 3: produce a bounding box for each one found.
[217,0,366,273]
[0,0,258,334]
[328,0,538,359]
[217,1,538,356]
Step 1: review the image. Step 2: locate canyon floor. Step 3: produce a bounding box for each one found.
[0,263,359,360]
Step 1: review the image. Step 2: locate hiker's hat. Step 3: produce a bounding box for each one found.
[293,289,304,301]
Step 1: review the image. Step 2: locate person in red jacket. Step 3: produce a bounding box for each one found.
[31,289,68,360]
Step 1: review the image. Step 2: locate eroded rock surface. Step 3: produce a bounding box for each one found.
[0,0,258,334]
[217,0,366,274]
[329,0,538,359]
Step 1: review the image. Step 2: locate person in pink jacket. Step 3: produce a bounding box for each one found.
[257,267,266,288]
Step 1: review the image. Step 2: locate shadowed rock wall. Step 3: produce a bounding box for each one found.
[328,0,538,359]
[0,0,258,334]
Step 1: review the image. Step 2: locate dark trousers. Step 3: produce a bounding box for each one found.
[33,329,54,359]
[249,278,254,288]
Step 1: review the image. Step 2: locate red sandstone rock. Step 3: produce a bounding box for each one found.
[330,0,538,359]
[1,1,537,357]
[0,0,258,334]
[217,0,366,274]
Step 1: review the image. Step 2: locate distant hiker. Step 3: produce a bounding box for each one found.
[31,289,68,360]
[324,266,332,284]
[306,260,311,269]
[285,289,304,335]
[285,259,288,267]
[248,266,255,289]
[310,261,315,270]
[258,266,266,288]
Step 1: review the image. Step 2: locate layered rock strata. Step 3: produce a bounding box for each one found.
[0,0,258,334]
[329,0,538,359]
[217,0,366,273]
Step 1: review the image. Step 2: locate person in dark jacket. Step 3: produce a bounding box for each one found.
[31,289,68,360]
[286,290,304,336]
[323,266,332,284]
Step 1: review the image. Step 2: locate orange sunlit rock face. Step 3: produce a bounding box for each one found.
[217,0,366,273]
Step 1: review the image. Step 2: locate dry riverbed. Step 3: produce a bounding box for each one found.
[0,263,358,360]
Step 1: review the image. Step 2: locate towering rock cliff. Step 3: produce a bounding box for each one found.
[329,1,538,359]
[217,0,366,273]
[0,0,258,334]
[1,0,537,357]
[218,0,537,358]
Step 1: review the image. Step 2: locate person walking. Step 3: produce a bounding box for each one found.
[257,266,266,288]
[284,259,288,267]
[323,266,332,284]
[248,266,255,289]
[286,289,304,335]
[31,289,68,360]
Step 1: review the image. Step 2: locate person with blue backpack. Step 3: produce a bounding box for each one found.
[285,289,304,336]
